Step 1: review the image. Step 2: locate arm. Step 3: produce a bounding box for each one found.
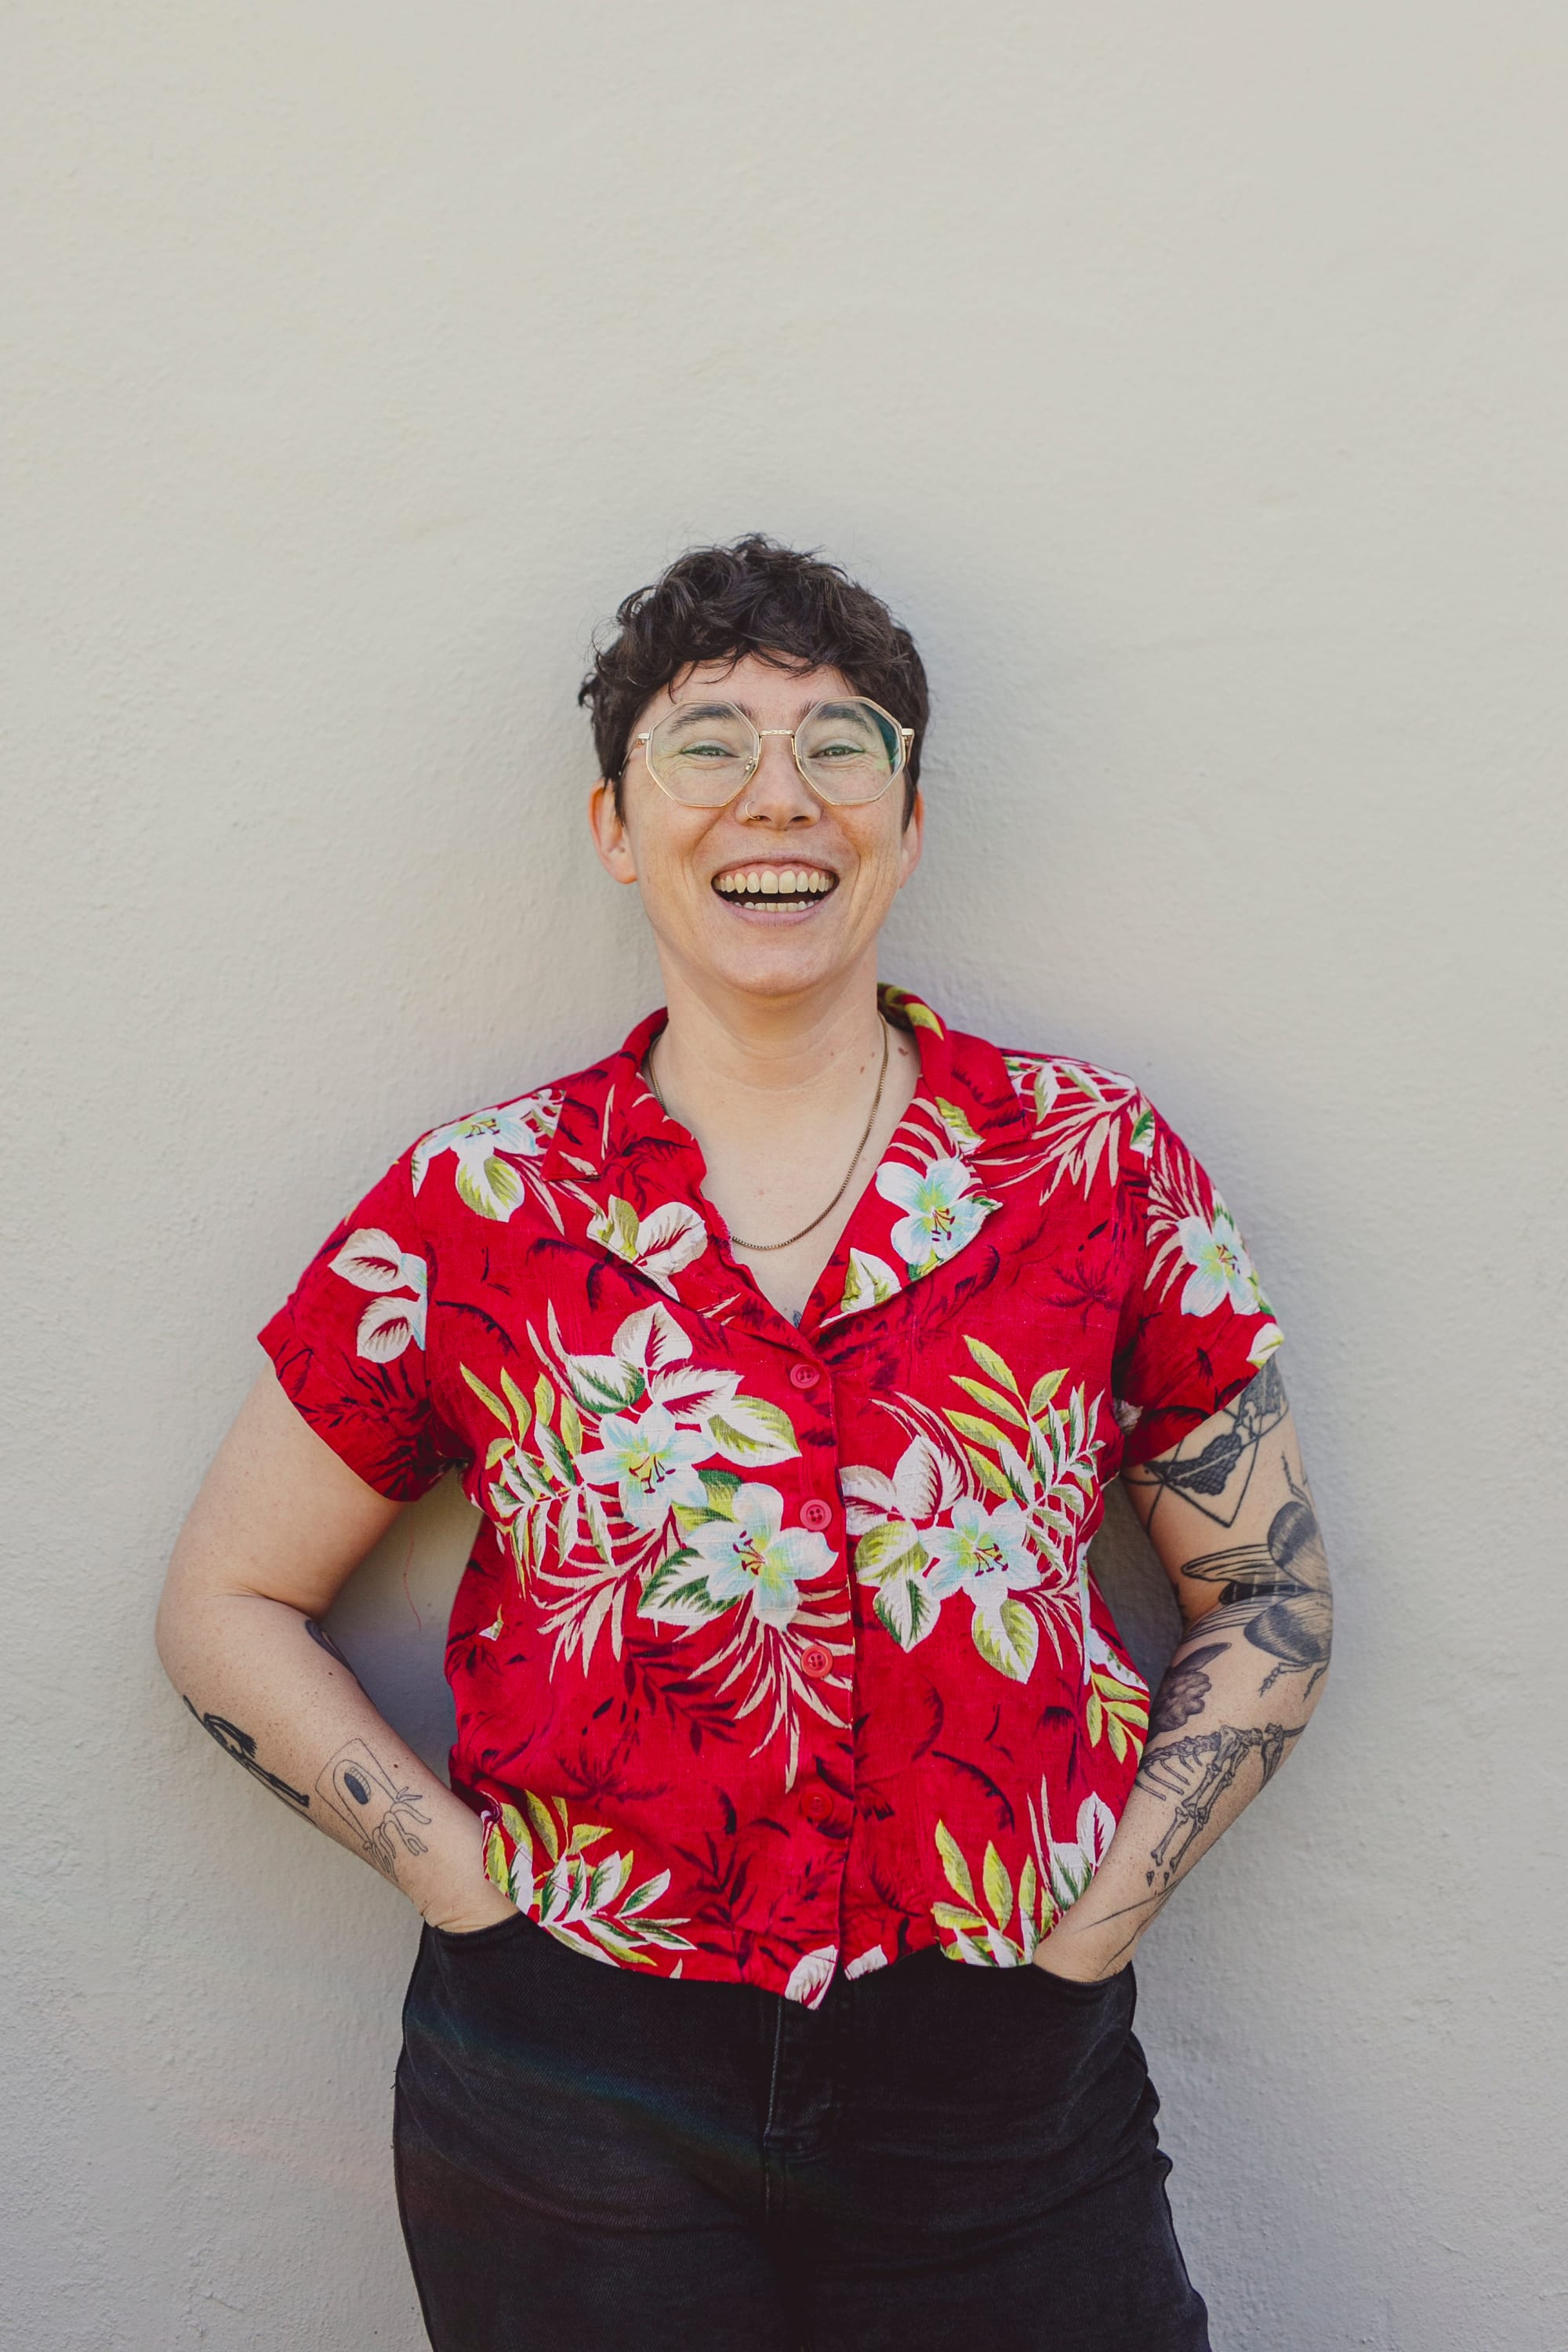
[155,1369,514,1933]
[1038,1361,1333,1980]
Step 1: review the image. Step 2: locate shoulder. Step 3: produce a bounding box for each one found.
[996,1045,1151,1134]
[994,1042,1156,1182]
[400,1062,590,1226]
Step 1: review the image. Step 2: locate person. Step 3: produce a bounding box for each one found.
[157,534,1332,2351]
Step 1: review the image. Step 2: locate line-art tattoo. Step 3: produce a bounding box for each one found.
[1147,1642,1230,1738]
[1127,1359,1289,1530]
[314,1739,432,1882]
[1140,1719,1305,1884]
[1177,1468,1332,1697]
[183,1698,311,1812]
[304,1617,360,1679]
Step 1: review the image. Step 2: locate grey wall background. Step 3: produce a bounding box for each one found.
[5,6,1565,2346]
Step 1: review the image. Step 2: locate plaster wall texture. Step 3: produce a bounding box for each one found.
[4,7,1565,2347]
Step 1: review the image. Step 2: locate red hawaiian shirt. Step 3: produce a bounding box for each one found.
[260,988,1280,2006]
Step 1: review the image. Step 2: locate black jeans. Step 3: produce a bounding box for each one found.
[394,1911,1210,2351]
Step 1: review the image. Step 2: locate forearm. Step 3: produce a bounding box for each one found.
[157,1589,503,1926]
[1046,1609,1329,1975]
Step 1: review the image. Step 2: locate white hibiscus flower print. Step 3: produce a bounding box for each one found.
[641,1481,834,1632]
[329,1228,427,1359]
[412,1092,560,1222]
[1174,1203,1264,1317]
[575,1403,708,1531]
[877,1156,992,1275]
[921,1497,1041,1605]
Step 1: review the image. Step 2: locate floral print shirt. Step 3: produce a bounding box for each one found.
[260,989,1280,2005]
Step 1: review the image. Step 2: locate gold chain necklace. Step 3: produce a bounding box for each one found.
[644,1016,891,1253]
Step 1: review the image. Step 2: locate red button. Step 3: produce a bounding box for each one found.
[800,1498,833,1532]
[800,1787,833,1824]
[800,1644,833,1679]
[789,1363,821,1391]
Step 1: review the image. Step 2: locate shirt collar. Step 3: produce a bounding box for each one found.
[542,989,1030,1330]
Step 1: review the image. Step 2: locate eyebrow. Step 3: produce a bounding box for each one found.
[668,698,829,723]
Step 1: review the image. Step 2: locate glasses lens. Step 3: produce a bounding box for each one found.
[644,703,756,805]
[794,700,902,803]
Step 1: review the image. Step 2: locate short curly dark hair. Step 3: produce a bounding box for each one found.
[579,535,928,822]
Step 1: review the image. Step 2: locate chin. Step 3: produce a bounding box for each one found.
[700,928,851,1002]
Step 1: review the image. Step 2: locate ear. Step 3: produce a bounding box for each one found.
[588,779,638,884]
[896,789,925,887]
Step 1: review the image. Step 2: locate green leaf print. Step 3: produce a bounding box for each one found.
[874,1570,936,1650]
[461,1366,513,1428]
[483,1823,510,1893]
[946,1410,1013,1453]
[964,1447,1016,1502]
[982,1844,1014,1934]
[639,1549,731,1621]
[950,1376,1030,1431]
[853,1519,929,1582]
[696,1468,742,1514]
[971,1595,1040,1682]
[964,1336,1022,1394]
[706,1396,800,1465]
[930,1820,1047,1966]
[456,1152,525,1222]
[935,1820,978,1909]
[523,1790,561,1862]
[1027,1369,1065,1415]
[536,1423,577,1487]
[934,1096,982,1148]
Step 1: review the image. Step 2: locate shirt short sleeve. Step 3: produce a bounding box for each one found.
[258,1147,460,1501]
[1112,1101,1283,1468]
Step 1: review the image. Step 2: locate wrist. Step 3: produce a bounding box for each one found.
[1036,1906,1140,1981]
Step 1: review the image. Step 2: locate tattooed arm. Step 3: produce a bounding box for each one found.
[1036,1360,1333,1980]
[155,1371,514,1933]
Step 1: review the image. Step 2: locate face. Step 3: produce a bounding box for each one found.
[589,654,924,1006]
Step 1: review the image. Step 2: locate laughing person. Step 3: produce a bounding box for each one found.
[158,535,1330,2352]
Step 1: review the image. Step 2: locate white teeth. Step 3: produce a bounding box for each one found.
[713,867,835,897]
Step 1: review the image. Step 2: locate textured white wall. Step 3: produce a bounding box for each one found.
[5,6,1565,2346]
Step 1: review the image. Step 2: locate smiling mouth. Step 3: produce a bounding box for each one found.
[711,865,839,911]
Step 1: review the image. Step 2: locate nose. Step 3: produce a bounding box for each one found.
[738,732,820,826]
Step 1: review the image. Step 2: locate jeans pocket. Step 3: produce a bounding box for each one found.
[1028,1956,1131,2002]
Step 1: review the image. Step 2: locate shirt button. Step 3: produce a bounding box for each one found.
[800,1787,833,1824]
[789,1363,821,1391]
[800,1644,833,1679]
[799,1498,833,1532]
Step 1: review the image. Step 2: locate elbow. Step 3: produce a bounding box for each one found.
[153,1581,186,1687]
[154,1549,209,1691]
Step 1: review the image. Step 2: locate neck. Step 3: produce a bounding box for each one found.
[649,949,889,1120]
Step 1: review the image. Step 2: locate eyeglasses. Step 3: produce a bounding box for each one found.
[630,696,913,809]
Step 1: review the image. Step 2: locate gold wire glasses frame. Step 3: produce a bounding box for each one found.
[630,695,915,810]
